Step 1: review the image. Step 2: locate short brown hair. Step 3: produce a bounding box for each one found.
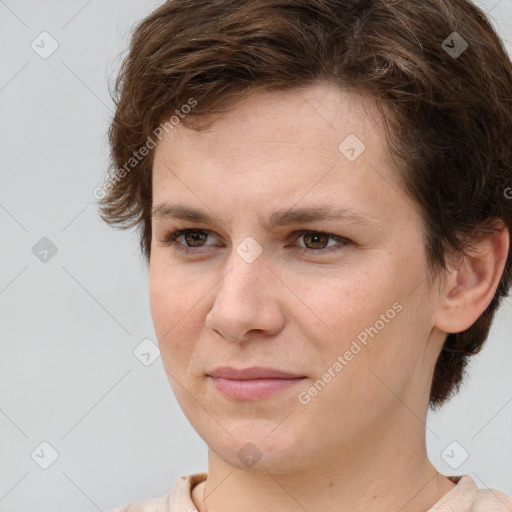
[98,0,512,409]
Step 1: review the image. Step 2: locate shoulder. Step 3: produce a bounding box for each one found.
[429,475,512,511]
[473,486,512,511]
[107,473,208,512]
[109,496,161,512]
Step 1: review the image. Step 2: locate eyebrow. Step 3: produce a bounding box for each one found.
[151,203,380,230]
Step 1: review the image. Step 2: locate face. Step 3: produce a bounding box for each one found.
[149,82,445,473]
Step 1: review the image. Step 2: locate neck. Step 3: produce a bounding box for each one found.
[192,410,456,512]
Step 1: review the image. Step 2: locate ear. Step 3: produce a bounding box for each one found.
[433,222,509,334]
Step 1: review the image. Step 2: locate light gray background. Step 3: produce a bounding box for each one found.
[0,1,511,511]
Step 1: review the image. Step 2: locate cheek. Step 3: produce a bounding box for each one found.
[300,262,419,386]
[322,295,429,411]
[148,270,169,335]
[149,261,209,363]
[296,267,395,350]
[149,255,196,327]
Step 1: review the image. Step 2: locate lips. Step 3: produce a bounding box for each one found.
[207,366,305,379]
[207,366,307,400]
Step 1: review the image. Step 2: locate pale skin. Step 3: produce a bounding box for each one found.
[148,82,509,512]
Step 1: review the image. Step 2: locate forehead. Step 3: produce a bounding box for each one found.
[155,82,384,162]
[151,82,406,224]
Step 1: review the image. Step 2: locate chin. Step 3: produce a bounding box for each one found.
[200,419,312,474]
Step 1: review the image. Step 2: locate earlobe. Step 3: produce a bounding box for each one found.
[433,224,509,334]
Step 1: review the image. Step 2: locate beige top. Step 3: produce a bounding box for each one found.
[110,473,512,512]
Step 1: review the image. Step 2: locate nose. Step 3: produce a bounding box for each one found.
[205,248,285,343]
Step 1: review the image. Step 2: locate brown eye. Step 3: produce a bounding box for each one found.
[182,230,208,247]
[292,230,349,255]
[301,232,330,250]
[160,228,216,251]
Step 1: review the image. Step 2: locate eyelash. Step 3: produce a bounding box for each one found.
[159,228,349,256]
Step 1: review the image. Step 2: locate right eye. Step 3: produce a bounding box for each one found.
[159,228,219,253]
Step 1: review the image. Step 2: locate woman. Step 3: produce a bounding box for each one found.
[99,0,512,510]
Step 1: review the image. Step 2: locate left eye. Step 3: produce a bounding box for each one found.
[293,230,345,251]
[159,228,349,255]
